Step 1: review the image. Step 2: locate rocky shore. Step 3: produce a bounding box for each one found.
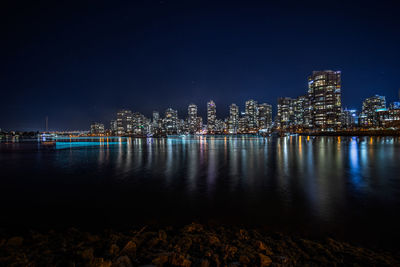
[0,223,398,266]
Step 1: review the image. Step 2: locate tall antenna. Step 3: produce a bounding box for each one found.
[45,116,48,132]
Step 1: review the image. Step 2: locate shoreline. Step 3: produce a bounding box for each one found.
[1,223,398,266]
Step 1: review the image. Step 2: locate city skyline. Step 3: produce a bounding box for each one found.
[89,69,400,136]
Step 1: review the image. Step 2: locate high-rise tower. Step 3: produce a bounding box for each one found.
[188,104,198,134]
[207,100,216,133]
[245,99,258,132]
[257,103,272,130]
[308,70,342,129]
[228,103,239,134]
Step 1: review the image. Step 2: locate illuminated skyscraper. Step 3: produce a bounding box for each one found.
[341,109,359,129]
[117,110,133,135]
[153,111,159,124]
[207,100,216,133]
[238,112,248,133]
[245,99,258,132]
[276,97,294,129]
[360,95,386,127]
[257,103,272,130]
[132,112,147,135]
[308,70,342,129]
[196,116,203,132]
[110,120,117,133]
[188,104,198,134]
[228,103,239,134]
[215,119,225,133]
[150,111,160,134]
[164,108,178,134]
[293,95,311,128]
[390,102,400,110]
[90,122,105,135]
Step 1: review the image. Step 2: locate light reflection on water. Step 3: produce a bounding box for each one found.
[1,136,400,246]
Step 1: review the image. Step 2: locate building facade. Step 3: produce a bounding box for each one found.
[116,110,133,135]
[164,108,178,134]
[276,97,294,129]
[308,70,342,130]
[341,109,359,129]
[257,103,272,130]
[187,104,198,134]
[90,122,105,135]
[360,95,386,127]
[207,100,217,133]
[245,99,258,132]
[293,95,310,128]
[228,103,239,134]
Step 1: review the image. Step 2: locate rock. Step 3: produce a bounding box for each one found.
[112,255,133,267]
[170,253,191,267]
[81,248,94,261]
[212,254,221,267]
[109,244,120,255]
[93,257,112,267]
[7,236,23,247]
[259,253,272,267]
[207,234,220,246]
[121,241,137,256]
[237,229,249,240]
[147,237,160,248]
[255,240,273,255]
[204,250,213,257]
[223,245,238,259]
[86,233,101,242]
[200,259,210,267]
[178,236,193,251]
[239,255,250,265]
[271,255,288,264]
[152,253,169,266]
[158,230,167,241]
[183,223,203,233]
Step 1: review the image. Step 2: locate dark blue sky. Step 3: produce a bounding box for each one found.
[1,0,400,131]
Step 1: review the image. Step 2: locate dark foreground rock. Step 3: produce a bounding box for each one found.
[0,223,398,266]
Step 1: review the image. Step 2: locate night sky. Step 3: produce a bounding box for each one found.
[1,0,400,131]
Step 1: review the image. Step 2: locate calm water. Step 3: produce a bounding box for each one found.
[1,136,400,248]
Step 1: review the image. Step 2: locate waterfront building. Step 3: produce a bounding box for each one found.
[151,111,160,134]
[228,103,239,134]
[360,95,386,127]
[110,120,117,133]
[341,109,359,129]
[245,99,258,132]
[132,112,147,135]
[238,112,248,133]
[207,100,217,133]
[308,70,342,130]
[164,108,178,134]
[196,116,203,133]
[276,97,294,129]
[257,103,272,131]
[215,119,225,134]
[389,102,400,110]
[90,122,105,135]
[117,110,133,135]
[375,108,400,128]
[375,102,400,128]
[187,104,198,134]
[293,95,311,128]
[153,111,159,125]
